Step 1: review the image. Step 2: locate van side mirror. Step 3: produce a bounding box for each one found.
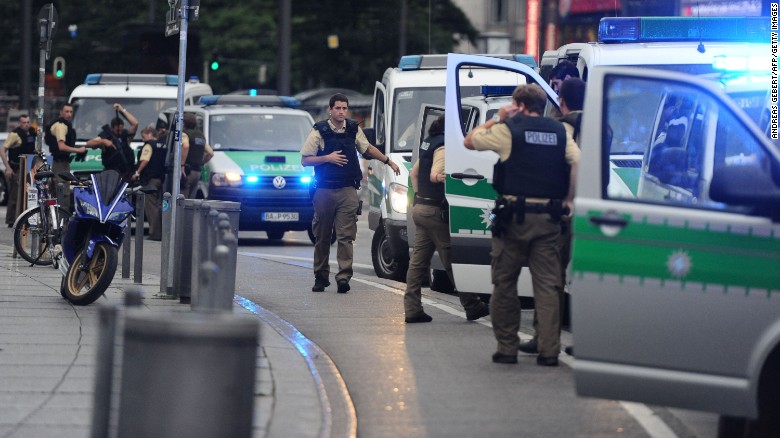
[710,164,780,217]
[362,128,376,146]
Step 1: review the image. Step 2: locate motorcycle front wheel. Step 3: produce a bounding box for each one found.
[61,242,118,305]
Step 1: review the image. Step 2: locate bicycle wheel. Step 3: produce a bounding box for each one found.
[13,207,70,266]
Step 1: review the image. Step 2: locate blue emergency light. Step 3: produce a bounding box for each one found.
[480,85,516,97]
[713,55,770,73]
[199,95,300,108]
[598,17,771,44]
[245,175,259,184]
[300,176,312,184]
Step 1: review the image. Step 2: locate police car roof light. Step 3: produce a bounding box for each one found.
[399,55,423,70]
[598,17,771,44]
[480,85,516,97]
[83,73,179,86]
[512,54,538,69]
[199,95,301,108]
[713,55,770,73]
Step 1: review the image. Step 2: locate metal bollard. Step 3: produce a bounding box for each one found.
[117,312,259,438]
[206,209,220,262]
[190,201,208,304]
[90,305,118,438]
[122,220,131,278]
[125,286,144,307]
[160,192,172,295]
[193,260,221,311]
[222,233,239,307]
[216,215,231,246]
[134,192,145,284]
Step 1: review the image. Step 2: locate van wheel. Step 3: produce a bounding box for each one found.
[717,349,780,437]
[371,225,407,281]
[430,269,455,294]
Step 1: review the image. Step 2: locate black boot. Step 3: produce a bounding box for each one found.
[312,275,330,292]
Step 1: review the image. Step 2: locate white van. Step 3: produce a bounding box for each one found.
[68,73,212,173]
[366,54,536,281]
[457,18,778,434]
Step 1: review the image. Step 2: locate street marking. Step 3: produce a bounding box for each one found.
[237,250,676,438]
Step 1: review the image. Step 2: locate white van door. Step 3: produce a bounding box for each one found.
[407,105,446,247]
[444,53,558,294]
[367,81,388,227]
[573,66,780,419]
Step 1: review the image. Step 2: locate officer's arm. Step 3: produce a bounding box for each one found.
[202,144,214,164]
[564,162,578,217]
[180,133,190,168]
[410,160,419,192]
[86,136,112,149]
[365,144,400,175]
[0,147,11,175]
[116,104,139,136]
[1,134,17,174]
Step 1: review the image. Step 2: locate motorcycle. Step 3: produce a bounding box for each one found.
[56,169,156,305]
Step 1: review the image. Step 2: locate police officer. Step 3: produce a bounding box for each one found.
[87,103,139,181]
[301,93,400,293]
[132,126,166,241]
[45,103,88,212]
[1,115,37,226]
[181,113,214,198]
[404,115,490,323]
[464,84,579,366]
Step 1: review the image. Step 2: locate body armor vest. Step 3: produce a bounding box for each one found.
[493,114,568,199]
[45,118,76,160]
[8,127,36,165]
[138,140,167,181]
[313,119,362,185]
[416,134,445,202]
[184,129,207,170]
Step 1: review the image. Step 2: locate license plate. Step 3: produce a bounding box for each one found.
[262,212,299,222]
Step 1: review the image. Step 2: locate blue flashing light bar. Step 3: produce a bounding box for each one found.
[199,95,301,108]
[164,75,179,86]
[598,17,771,44]
[84,74,101,85]
[249,88,258,96]
[713,55,770,73]
[512,54,538,69]
[480,85,516,97]
[245,175,259,183]
[399,55,423,70]
[300,176,312,184]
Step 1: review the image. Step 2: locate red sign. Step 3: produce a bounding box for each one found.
[526,0,540,61]
[568,0,622,15]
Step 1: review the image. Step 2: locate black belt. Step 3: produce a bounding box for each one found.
[524,202,550,214]
[53,157,71,163]
[316,179,357,189]
[413,195,443,207]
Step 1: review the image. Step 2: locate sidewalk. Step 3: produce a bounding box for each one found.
[0,242,322,438]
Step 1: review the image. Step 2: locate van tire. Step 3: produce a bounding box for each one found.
[371,225,408,281]
[717,348,780,437]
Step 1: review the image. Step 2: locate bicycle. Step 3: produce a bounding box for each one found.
[12,152,71,267]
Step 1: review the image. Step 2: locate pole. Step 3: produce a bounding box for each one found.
[277,0,291,95]
[169,0,189,297]
[21,0,32,112]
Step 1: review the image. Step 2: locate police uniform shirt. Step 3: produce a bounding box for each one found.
[300,119,371,157]
[138,143,153,163]
[2,131,25,151]
[431,147,445,176]
[469,120,579,202]
[50,122,71,147]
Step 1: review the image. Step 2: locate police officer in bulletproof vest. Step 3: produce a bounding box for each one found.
[464,84,579,366]
[87,103,139,181]
[301,93,400,293]
[1,114,37,226]
[45,103,89,212]
[181,113,214,199]
[132,126,167,241]
[404,114,490,323]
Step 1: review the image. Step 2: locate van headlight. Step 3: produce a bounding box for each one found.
[388,182,408,214]
[211,172,243,187]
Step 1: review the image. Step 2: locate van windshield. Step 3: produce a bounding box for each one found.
[391,86,483,152]
[71,98,175,141]
[208,113,312,152]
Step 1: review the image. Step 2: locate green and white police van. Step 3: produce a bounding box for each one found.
[165,95,317,241]
[366,53,537,281]
[69,73,212,173]
[455,17,778,435]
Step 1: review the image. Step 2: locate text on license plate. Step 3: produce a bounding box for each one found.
[263,212,299,221]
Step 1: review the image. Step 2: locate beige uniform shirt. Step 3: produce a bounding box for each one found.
[469,119,579,202]
[50,122,70,145]
[2,132,23,150]
[300,120,371,156]
[138,143,153,162]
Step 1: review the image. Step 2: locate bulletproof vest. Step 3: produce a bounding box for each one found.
[416,134,445,202]
[137,140,167,180]
[99,125,134,174]
[560,111,582,146]
[44,117,76,160]
[184,128,207,168]
[313,119,363,183]
[493,114,568,199]
[8,127,37,165]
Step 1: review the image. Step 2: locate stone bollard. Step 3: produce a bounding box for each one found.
[160,192,172,295]
[117,312,259,438]
[133,192,145,284]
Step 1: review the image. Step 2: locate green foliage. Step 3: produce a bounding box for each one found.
[0,0,477,98]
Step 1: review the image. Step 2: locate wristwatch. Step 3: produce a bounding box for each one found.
[384,156,390,165]
[492,113,501,123]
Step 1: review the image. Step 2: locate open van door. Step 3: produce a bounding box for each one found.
[444,53,558,294]
[572,65,780,428]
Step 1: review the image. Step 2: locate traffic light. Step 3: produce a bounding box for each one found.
[210,60,219,71]
[53,56,65,79]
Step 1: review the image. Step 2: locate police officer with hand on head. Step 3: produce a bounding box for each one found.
[301,93,400,294]
[1,114,36,226]
[45,103,88,212]
[86,103,139,181]
[404,114,490,323]
[464,84,579,366]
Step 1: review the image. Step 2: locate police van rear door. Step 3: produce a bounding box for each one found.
[572,65,780,418]
[444,53,558,295]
